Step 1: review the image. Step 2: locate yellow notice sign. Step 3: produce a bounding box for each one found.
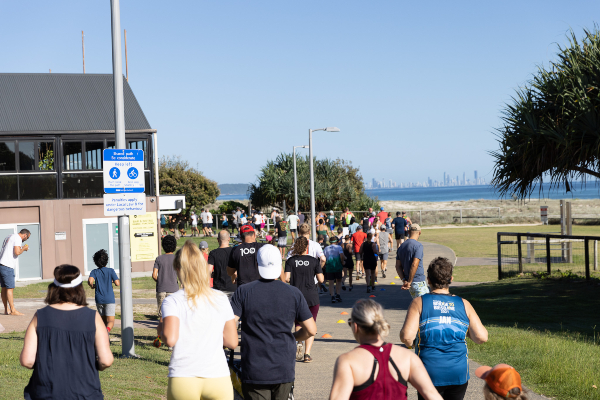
[129,212,159,262]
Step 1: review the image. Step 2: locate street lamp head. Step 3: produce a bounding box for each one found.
[302,145,309,148]
[324,127,340,132]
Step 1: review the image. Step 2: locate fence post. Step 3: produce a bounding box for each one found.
[595,240,598,271]
[419,210,422,226]
[498,207,500,219]
[585,238,590,281]
[527,232,534,263]
[517,233,523,274]
[497,232,503,280]
[546,236,551,274]
[460,208,463,224]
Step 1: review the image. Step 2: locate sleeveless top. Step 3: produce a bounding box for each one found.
[416,293,470,387]
[343,245,354,268]
[350,343,407,400]
[362,241,378,267]
[24,306,104,400]
[378,232,390,254]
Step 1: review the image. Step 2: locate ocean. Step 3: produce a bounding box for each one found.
[217,183,600,202]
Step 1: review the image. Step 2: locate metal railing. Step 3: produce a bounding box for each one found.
[497,232,600,280]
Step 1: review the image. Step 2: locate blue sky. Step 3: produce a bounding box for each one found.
[1,1,598,186]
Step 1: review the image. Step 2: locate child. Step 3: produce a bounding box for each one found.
[88,249,120,333]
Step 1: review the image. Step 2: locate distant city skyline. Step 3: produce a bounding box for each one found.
[365,170,486,189]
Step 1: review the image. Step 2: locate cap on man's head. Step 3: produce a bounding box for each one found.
[199,241,208,249]
[380,207,384,211]
[475,364,522,398]
[257,245,282,280]
[240,225,255,234]
[409,224,421,232]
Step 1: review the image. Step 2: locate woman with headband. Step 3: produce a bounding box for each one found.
[20,264,113,399]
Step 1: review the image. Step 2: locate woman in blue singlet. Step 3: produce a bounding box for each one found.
[399,257,489,400]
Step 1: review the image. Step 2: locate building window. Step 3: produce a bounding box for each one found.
[0,142,16,171]
[0,175,18,200]
[19,174,57,200]
[63,142,83,170]
[85,141,103,170]
[129,140,148,169]
[38,142,54,171]
[18,141,36,171]
[62,173,103,199]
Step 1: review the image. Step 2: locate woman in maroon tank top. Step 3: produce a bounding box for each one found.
[330,299,442,400]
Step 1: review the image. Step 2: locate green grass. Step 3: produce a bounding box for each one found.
[423,225,600,258]
[0,328,172,400]
[452,264,498,282]
[454,278,600,400]
[15,277,157,299]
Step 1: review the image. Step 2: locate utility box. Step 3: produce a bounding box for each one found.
[540,206,548,225]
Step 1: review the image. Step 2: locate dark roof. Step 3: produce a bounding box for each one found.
[0,73,152,133]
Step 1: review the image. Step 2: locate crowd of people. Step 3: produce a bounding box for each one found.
[9,206,531,400]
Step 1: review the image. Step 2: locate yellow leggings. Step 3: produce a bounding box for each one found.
[167,376,233,400]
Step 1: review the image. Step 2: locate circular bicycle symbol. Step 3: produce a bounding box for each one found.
[127,167,139,179]
[109,167,120,179]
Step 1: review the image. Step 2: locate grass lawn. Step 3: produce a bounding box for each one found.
[14,277,157,299]
[423,225,600,258]
[0,328,172,400]
[454,278,600,400]
[452,264,497,282]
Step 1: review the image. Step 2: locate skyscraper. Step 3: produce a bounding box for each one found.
[474,170,478,182]
[443,172,447,185]
[463,172,466,185]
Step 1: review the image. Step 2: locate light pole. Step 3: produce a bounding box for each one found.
[308,127,340,241]
[293,145,308,215]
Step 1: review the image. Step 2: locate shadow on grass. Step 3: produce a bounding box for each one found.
[452,277,600,337]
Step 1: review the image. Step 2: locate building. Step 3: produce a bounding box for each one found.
[0,73,160,281]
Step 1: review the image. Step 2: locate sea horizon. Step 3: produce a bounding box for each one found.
[217,183,600,202]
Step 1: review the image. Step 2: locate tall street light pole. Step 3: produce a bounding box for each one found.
[110,0,135,357]
[308,127,340,241]
[293,145,308,215]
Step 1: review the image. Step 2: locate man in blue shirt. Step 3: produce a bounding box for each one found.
[391,212,407,249]
[395,224,429,299]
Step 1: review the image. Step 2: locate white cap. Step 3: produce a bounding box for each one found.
[257,244,282,280]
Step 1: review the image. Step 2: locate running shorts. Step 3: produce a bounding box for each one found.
[395,233,405,240]
[296,304,319,328]
[290,228,297,233]
[355,253,362,261]
[278,236,287,247]
[378,253,389,260]
[325,270,343,280]
[96,303,116,317]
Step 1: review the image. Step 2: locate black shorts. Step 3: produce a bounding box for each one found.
[355,253,362,261]
[290,228,297,233]
[344,262,354,270]
[364,261,377,271]
[395,233,405,240]
[204,223,213,228]
[325,270,343,280]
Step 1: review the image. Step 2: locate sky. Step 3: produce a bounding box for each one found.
[1,1,599,186]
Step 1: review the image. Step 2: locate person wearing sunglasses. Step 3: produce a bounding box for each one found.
[329,299,442,400]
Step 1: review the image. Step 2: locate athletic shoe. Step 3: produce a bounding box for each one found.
[336,294,342,302]
[342,285,346,291]
[296,342,304,361]
[367,287,371,293]
[371,286,375,292]
[331,296,336,304]
[382,271,386,278]
[304,354,313,363]
[349,285,353,291]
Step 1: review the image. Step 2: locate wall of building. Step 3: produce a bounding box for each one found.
[0,197,158,279]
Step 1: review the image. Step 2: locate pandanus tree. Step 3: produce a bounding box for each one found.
[491,27,600,199]
[249,153,378,212]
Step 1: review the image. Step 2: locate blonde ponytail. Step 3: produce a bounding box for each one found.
[351,299,390,337]
[173,240,214,308]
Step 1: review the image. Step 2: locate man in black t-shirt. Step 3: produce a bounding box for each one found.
[227,225,264,286]
[391,211,408,249]
[208,230,237,294]
[231,245,316,399]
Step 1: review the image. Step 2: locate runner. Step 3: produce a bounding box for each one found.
[234,207,242,234]
[287,211,300,242]
[190,211,199,237]
[377,207,387,227]
[201,209,209,237]
[276,216,288,259]
[323,236,345,303]
[285,237,324,363]
[360,233,378,293]
[392,211,408,249]
[160,213,167,236]
[351,226,367,280]
[227,225,265,287]
[317,219,329,245]
[361,213,370,233]
[396,224,429,299]
[0,228,30,316]
[252,212,261,235]
[329,210,336,231]
[152,235,178,326]
[341,235,354,291]
[298,211,305,225]
[378,225,393,278]
[400,257,488,400]
[206,211,214,237]
[88,249,120,333]
[348,217,360,235]
[329,299,443,400]
[259,211,266,237]
[341,208,355,227]
[271,208,279,224]
[385,212,394,235]
[403,211,412,237]
[178,214,186,237]
[208,230,237,296]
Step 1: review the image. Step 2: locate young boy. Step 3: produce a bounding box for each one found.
[88,249,120,333]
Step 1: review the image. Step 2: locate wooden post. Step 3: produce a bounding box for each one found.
[585,239,590,281]
[517,233,523,274]
[595,240,598,271]
[419,210,422,225]
[124,29,128,81]
[527,233,535,263]
[566,201,573,263]
[497,232,503,280]
[546,236,551,274]
[82,31,85,74]
[460,208,463,224]
[560,200,566,262]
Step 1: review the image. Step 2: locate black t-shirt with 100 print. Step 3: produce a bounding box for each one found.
[284,255,322,307]
[228,242,265,287]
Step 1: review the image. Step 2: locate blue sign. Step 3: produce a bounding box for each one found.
[103,149,145,193]
[109,167,120,179]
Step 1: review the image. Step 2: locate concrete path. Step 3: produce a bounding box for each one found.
[421,241,457,266]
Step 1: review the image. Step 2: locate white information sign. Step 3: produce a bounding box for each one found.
[103,149,145,193]
[104,193,146,216]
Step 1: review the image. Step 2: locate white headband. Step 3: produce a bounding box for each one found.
[53,274,83,288]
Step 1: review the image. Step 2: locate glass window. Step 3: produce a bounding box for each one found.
[0,175,18,200]
[85,224,110,273]
[129,140,148,168]
[63,142,82,170]
[145,171,152,195]
[19,174,57,200]
[62,173,103,199]
[85,141,103,170]
[17,224,41,279]
[106,141,115,150]
[19,141,35,171]
[38,142,54,171]
[0,142,16,171]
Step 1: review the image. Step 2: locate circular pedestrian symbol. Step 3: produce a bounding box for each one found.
[127,167,139,179]
[109,167,120,179]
